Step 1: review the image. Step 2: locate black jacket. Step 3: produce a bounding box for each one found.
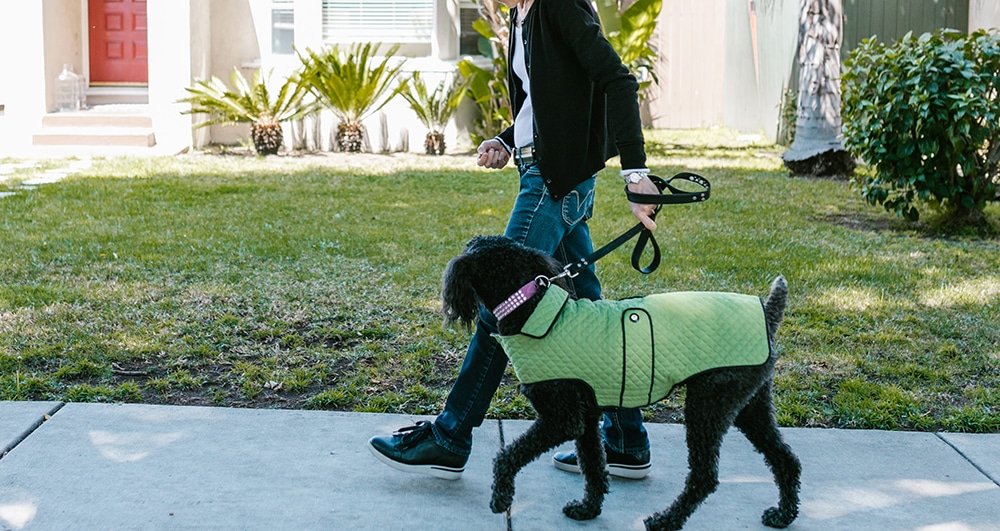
[497,0,647,199]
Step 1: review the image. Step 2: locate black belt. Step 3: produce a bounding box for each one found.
[513,145,535,165]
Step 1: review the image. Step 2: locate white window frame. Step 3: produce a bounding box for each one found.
[271,0,296,55]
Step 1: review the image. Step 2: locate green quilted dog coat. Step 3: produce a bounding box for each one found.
[495,285,770,408]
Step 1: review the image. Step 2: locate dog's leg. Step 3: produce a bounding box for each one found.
[562,394,608,521]
[491,383,587,515]
[733,383,801,528]
[491,419,571,514]
[644,385,739,531]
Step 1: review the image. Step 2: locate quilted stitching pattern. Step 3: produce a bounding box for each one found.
[496,286,770,408]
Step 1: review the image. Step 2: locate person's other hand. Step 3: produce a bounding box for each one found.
[476,138,511,169]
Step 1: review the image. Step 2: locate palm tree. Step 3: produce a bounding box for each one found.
[179,68,314,155]
[781,0,855,177]
[399,72,470,155]
[296,43,407,153]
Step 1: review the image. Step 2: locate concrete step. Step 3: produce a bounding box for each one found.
[42,111,153,128]
[84,86,149,106]
[32,126,156,147]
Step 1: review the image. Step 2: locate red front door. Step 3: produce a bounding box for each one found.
[88,0,148,85]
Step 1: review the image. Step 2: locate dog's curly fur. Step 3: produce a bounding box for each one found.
[442,235,801,531]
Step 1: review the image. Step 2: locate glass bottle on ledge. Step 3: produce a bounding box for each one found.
[56,64,81,112]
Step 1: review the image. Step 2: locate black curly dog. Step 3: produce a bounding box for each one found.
[441,235,800,531]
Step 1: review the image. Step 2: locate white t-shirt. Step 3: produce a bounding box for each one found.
[511,23,534,150]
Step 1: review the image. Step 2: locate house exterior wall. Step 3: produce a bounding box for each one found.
[203,0,262,146]
[0,0,83,152]
[146,0,205,153]
[194,0,465,152]
[43,0,86,113]
[190,0,213,148]
[0,2,46,153]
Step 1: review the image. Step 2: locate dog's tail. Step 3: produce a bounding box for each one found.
[763,275,787,339]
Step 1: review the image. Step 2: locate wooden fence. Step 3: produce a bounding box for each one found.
[648,0,985,139]
[843,0,969,54]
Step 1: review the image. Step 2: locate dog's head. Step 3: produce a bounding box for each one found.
[441,235,564,329]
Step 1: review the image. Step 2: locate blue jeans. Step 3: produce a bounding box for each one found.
[431,161,649,458]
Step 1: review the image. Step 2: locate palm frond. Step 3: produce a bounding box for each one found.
[399,72,470,132]
[179,67,316,128]
[296,43,408,125]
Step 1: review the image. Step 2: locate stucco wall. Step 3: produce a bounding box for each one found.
[0,2,48,152]
[204,0,261,146]
[189,0,213,148]
[43,0,85,114]
[147,0,204,153]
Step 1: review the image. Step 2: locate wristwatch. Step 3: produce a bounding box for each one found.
[623,172,645,184]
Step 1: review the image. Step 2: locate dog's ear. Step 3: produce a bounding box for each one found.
[441,254,480,330]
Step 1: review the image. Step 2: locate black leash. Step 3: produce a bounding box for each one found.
[554,172,710,278]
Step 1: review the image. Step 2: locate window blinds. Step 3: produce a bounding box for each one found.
[322,0,434,43]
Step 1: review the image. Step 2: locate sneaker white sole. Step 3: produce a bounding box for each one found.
[367,442,464,480]
[552,456,651,479]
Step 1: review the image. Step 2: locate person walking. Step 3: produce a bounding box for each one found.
[368,0,659,481]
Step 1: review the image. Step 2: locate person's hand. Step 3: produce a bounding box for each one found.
[625,172,659,231]
[476,138,511,169]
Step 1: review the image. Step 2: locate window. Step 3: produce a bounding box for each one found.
[272,1,294,54]
[322,0,433,44]
[459,4,482,56]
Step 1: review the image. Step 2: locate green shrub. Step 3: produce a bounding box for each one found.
[842,29,1000,226]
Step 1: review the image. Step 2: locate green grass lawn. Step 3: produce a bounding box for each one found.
[1,129,998,432]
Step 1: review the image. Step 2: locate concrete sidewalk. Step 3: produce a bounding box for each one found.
[1,401,998,530]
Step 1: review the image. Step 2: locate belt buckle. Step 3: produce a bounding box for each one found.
[516,145,534,165]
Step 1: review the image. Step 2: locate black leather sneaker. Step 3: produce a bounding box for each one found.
[552,444,651,479]
[368,421,467,480]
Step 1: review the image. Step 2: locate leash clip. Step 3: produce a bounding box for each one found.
[549,260,585,282]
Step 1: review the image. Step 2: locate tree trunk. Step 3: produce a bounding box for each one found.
[782,0,855,177]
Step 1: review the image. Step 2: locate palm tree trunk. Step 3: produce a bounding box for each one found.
[782,0,855,177]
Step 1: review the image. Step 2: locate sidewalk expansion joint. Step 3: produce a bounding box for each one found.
[0,402,66,460]
[935,432,1000,488]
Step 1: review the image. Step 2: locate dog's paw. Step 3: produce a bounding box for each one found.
[761,506,797,528]
[490,491,513,514]
[643,513,681,531]
[562,500,601,521]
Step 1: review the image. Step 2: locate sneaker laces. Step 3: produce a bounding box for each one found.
[393,421,434,450]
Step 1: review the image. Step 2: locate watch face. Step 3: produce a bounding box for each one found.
[627,174,642,183]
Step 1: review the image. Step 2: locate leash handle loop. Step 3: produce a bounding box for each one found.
[625,172,711,206]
